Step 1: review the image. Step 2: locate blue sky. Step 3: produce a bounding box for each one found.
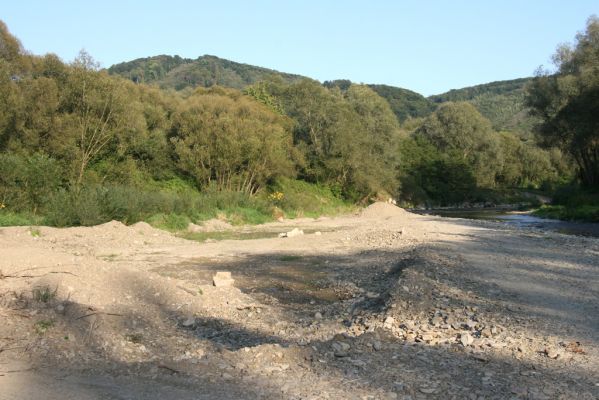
[3,1,597,95]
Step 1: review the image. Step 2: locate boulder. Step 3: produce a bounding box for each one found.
[213,271,235,287]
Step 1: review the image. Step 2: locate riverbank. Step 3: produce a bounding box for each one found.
[533,204,599,223]
[1,203,597,399]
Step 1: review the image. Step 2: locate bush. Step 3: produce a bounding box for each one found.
[146,213,190,231]
[0,210,42,226]
[0,153,63,213]
[268,177,352,217]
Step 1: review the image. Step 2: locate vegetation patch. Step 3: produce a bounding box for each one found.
[32,286,57,303]
[34,319,54,334]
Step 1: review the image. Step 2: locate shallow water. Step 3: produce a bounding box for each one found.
[415,209,599,238]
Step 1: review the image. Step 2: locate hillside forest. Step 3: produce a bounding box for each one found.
[1,17,597,227]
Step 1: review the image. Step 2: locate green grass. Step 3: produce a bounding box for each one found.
[0,211,43,227]
[34,319,54,334]
[146,213,191,231]
[268,177,355,217]
[533,185,599,222]
[180,230,278,242]
[0,178,354,230]
[533,204,599,222]
[32,286,57,303]
[29,227,41,237]
[279,255,303,262]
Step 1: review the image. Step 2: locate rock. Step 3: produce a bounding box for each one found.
[431,316,443,327]
[55,304,65,313]
[332,341,351,357]
[420,333,434,342]
[481,328,493,338]
[544,348,559,359]
[182,317,196,327]
[419,387,436,394]
[213,271,235,287]
[373,341,382,351]
[384,316,396,326]
[349,358,366,367]
[332,341,351,352]
[314,231,322,236]
[460,332,474,346]
[314,312,323,320]
[278,228,304,238]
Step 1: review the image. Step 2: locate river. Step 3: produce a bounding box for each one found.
[413,208,599,238]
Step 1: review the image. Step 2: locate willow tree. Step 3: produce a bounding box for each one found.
[416,102,503,187]
[527,16,599,187]
[60,51,129,187]
[171,87,294,194]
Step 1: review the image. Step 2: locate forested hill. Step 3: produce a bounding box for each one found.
[429,78,537,137]
[366,84,436,122]
[107,54,306,90]
[109,55,536,132]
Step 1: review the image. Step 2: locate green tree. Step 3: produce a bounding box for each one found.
[527,16,599,186]
[171,87,294,194]
[60,51,131,186]
[416,102,503,187]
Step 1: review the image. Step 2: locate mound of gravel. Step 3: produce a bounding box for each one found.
[130,221,159,234]
[360,202,409,219]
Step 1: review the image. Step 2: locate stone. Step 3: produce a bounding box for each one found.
[278,228,304,238]
[384,316,396,326]
[314,231,322,236]
[332,341,350,352]
[460,332,474,346]
[314,312,323,320]
[420,333,434,342]
[213,271,235,287]
[373,341,382,351]
[544,348,559,359]
[182,317,196,327]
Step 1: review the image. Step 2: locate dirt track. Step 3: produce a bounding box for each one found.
[1,203,598,399]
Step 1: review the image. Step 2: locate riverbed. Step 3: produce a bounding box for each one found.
[413,208,599,238]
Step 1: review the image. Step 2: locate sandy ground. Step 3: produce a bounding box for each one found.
[0,203,597,399]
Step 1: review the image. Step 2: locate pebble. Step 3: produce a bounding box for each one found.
[460,332,474,346]
[373,341,382,351]
[314,312,323,320]
[182,317,196,327]
[544,348,559,359]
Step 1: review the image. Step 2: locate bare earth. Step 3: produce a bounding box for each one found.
[0,203,597,399]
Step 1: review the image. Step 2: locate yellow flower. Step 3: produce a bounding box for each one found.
[268,191,284,202]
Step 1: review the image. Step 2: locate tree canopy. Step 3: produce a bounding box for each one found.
[527,16,599,187]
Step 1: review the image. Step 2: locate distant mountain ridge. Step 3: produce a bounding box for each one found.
[429,78,537,136]
[107,54,305,90]
[108,55,536,134]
